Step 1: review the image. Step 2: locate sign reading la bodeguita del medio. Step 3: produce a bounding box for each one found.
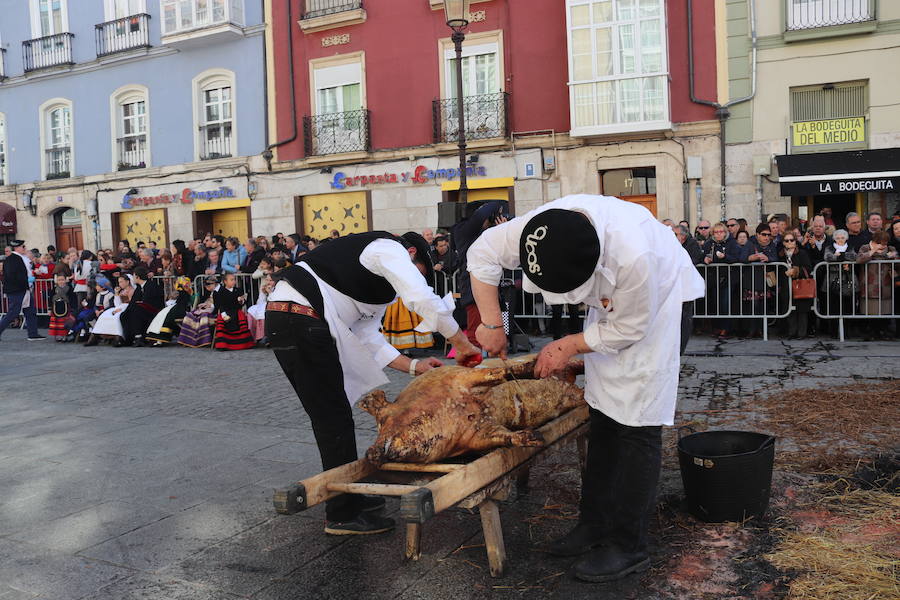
[329,165,487,190]
[120,187,236,209]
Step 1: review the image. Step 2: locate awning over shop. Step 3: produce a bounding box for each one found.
[0,202,17,234]
[775,148,900,196]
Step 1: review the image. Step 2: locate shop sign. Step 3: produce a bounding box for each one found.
[792,117,865,147]
[120,186,236,209]
[329,165,487,190]
[780,176,899,196]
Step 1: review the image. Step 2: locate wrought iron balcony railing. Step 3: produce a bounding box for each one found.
[0,154,6,186]
[23,33,75,72]
[96,13,151,57]
[302,0,363,19]
[0,48,7,80]
[46,147,71,179]
[117,135,148,170]
[304,109,371,155]
[432,92,509,143]
[199,123,233,160]
[786,0,874,30]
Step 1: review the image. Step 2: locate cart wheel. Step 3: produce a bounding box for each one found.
[273,484,306,515]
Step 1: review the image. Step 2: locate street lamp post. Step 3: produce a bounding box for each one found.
[443,0,471,204]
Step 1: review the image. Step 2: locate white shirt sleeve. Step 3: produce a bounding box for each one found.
[466,218,528,286]
[351,307,400,367]
[581,252,656,355]
[359,238,460,338]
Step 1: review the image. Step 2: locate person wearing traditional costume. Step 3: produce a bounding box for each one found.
[146,276,193,346]
[73,251,95,306]
[120,266,164,347]
[89,275,134,343]
[49,274,77,341]
[381,298,434,350]
[246,274,272,343]
[213,272,255,350]
[83,277,116,346]
[177,275,217,348]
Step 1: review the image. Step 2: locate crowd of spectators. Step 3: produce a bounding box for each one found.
[669,209,900,340]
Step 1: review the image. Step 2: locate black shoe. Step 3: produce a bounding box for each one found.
[324,512,395,536]
[133,338,145,347]
[573,546,651,583]
[113,339,124,348]
[543,522,606,557]
[27,335,47,341]
[84,335,99,347]
[359,495,386,512]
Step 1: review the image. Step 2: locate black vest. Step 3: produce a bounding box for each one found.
[296,232,401,305]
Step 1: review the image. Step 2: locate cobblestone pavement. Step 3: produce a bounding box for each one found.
[0,328,898,599]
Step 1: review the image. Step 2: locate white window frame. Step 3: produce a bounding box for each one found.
[104,0,147,20]
[38,97,74,181]
[192,69,236,161]
[160,0,244,36]
[565,0,671,137]
[30,0,69,38]
[0,113,7,186]
[110,84,151,172]
[442,41,501,99]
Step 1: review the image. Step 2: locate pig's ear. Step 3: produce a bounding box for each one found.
[359,390,389,416]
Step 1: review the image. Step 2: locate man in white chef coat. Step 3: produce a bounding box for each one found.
[468,195,704,583]
[266,231,480,536]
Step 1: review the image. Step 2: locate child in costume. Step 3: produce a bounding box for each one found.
[177,275,217,348]
[212,272,255,351]
[49,273,77,341]
[82,276,117,346]
[146,276,193,346]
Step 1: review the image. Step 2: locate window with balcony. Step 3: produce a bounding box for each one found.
[41,101,73,180]
[305,57,370,155]
[787,0,874,31]
[434,40,508,143]
[0,48,7,80]
[566,0,669,136]
[160,0,244,36]
[97,1,150,56]
[194,70,235,160]
[0,114,7,186]
[299,0,365,32]
[112,86,149,170]
[25,0,73,71]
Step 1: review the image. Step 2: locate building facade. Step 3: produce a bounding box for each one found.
[0,0,266,252]
[261,0,723,237]
[723,0,900,226]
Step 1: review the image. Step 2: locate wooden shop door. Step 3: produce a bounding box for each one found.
[211,208,249,240]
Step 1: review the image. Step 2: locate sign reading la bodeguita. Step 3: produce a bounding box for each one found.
[330,165,487,190]
[120,186,236,209]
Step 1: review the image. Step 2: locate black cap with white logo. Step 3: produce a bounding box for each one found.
[518,209,600,293]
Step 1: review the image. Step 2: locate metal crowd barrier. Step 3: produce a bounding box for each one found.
[812,259,899,341]
[692,262,793,341]
[191,272,263,307]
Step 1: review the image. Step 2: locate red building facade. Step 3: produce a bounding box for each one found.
[265,0,721,234]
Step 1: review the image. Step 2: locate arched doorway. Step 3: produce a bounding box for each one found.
[54,208,83,251]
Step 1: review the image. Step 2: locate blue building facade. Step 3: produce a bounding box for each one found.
[0,0,266,250]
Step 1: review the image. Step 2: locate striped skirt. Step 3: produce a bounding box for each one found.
[381,298,434,350]
[177,307,214,348]
[214,311,256,351]
[49,313,71,337]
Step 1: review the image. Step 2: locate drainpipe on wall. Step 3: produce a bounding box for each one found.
[688,0,758,219]
[756,174,764,225]
[261,0,298,171]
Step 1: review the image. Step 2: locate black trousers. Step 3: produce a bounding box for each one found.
[266,310,362,522]
[577,312,688,554]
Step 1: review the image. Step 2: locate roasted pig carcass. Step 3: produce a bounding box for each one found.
[359,356,584,464]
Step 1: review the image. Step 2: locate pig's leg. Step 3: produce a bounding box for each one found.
[466,423,544,451]
[358,390,388,417]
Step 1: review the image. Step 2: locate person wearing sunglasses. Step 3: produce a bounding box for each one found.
[778,234,813,339]
[694,220,712,243]
[739,225,779,338]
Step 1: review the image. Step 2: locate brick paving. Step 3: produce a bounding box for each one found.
[0,328,897,599]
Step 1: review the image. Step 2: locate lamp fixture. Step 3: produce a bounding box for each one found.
[466,154,479,165]
[443,0,471,31]
[126,188,139,196]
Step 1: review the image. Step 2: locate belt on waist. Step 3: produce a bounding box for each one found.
[74,279,87,285]
[266,301,321,319]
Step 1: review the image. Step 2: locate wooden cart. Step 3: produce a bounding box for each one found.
[273,405,589,577]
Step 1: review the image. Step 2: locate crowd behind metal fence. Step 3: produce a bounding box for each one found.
[2,209,899,344]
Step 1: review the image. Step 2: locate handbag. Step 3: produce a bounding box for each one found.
[791,271,816,300]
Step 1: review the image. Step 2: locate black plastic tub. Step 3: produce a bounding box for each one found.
[677,429,775,523]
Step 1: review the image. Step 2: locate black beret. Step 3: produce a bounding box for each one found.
[518,209,600,293]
